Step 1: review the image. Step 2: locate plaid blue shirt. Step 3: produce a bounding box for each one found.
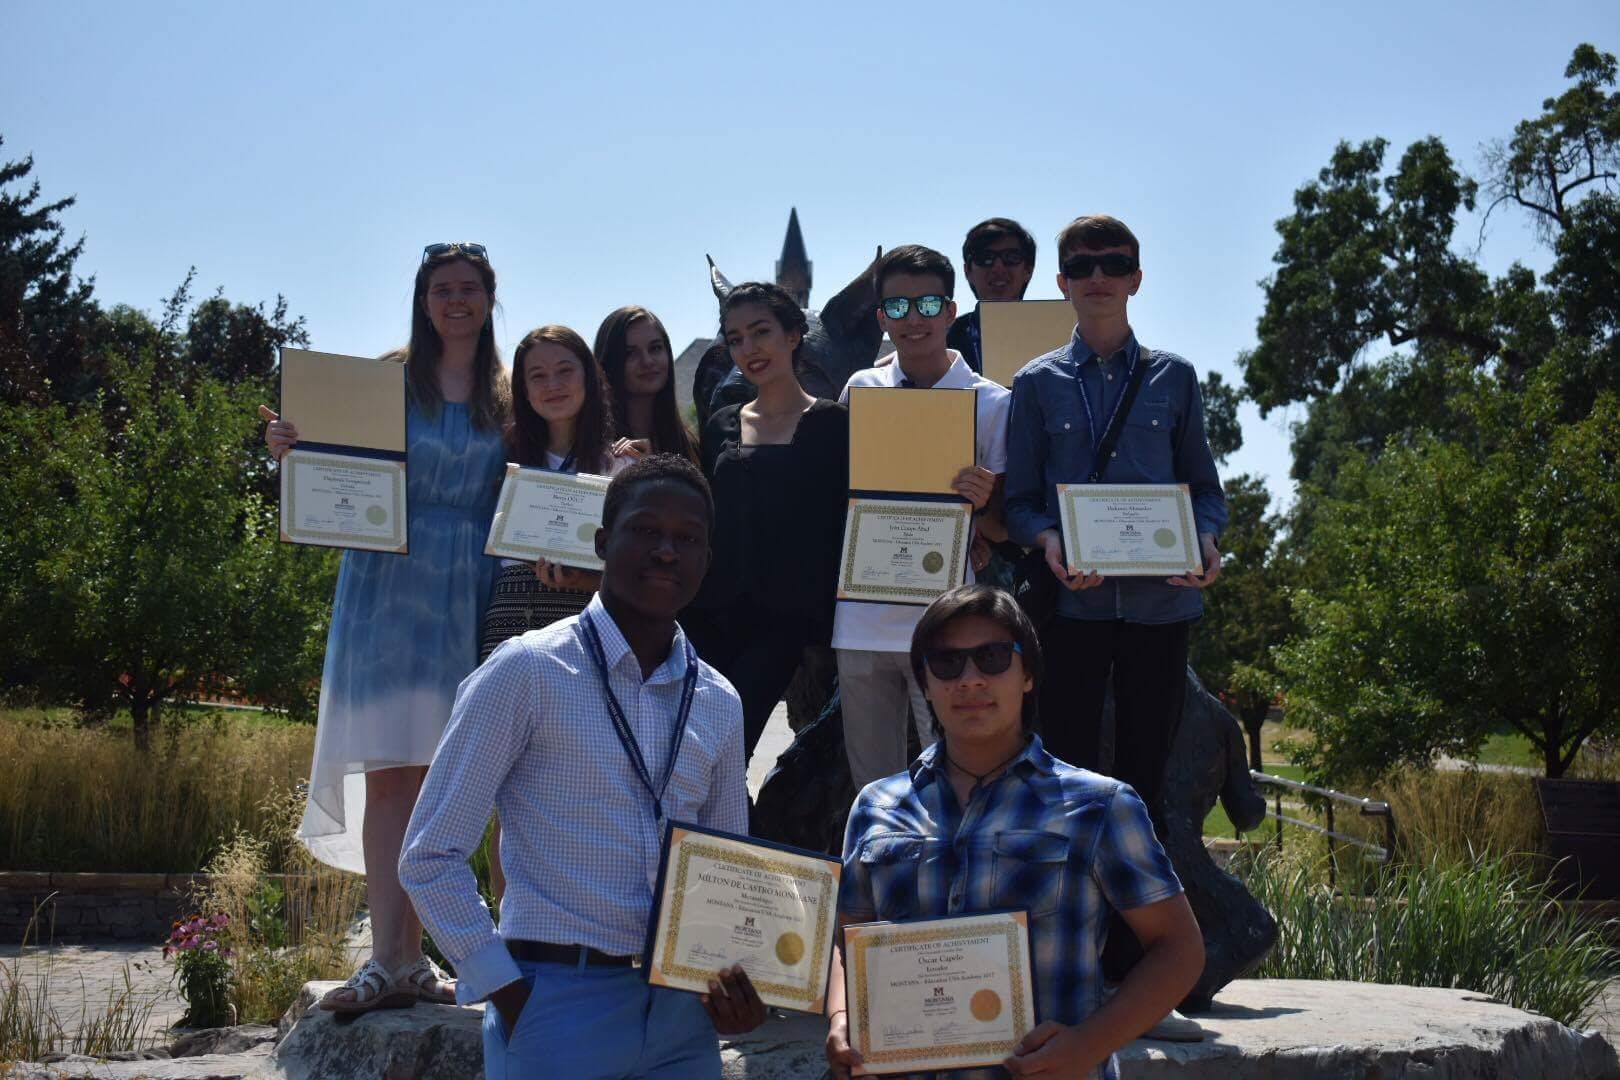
[399,595,748,1005]
[838,736,1181,1080]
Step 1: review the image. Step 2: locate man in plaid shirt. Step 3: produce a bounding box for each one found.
[825,586,1204,1079]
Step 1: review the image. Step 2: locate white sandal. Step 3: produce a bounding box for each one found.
[395,955,457,1005]
[318,958,417,1013]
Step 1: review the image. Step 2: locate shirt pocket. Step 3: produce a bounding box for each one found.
[857,833,937,921]
[990,829,1069,918]
[1121,400,1175,479]
[1042,398,1089,444]
[662,725,720,821]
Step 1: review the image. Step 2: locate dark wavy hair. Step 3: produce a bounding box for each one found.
[594,306,699,465]
[910,585,1044,735]
[963,218,1037,273]
[601,452,714,534]
[719,281,810,371]
[394,250,510,431]
[506,325,615,471]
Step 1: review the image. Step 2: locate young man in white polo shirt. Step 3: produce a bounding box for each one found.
[835,244,1010,789]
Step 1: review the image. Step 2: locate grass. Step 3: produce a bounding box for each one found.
[0,709,312,873]
[1236,845,1619,1029]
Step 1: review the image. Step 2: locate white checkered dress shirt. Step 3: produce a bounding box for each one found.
[399,594,747,1004]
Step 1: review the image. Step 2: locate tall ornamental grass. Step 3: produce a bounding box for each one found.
[1238,847,1618,1029]
[0,711,312,872]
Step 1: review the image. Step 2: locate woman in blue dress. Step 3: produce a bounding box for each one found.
[261,242,509,1012]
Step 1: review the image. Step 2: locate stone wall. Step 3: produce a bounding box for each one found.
[0,872,207,945]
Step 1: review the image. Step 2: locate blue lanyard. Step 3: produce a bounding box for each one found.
[580,611,698,822]
[1073,338,1140,462]
[556,450,577,473]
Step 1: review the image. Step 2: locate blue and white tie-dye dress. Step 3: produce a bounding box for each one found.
[298,399,505,873]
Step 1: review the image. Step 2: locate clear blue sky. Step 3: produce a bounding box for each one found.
[5,1,1613,505]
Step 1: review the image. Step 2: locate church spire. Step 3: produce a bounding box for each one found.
[775,207,812,307]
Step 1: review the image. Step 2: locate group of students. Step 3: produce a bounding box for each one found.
[261,211,1227,1079]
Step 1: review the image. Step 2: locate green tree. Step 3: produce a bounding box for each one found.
[1276,370,1620,779]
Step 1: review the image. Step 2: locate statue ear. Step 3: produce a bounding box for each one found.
[820,246,884,335]
[706,254,734,303]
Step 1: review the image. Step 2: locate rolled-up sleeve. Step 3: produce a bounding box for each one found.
[398,640,534,1004]
[1173,368,1227,539]
[1004,369,1058,546]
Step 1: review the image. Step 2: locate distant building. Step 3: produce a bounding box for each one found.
[776,207,812,307]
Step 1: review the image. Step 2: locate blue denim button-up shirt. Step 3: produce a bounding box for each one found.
[1004,331,1227,625]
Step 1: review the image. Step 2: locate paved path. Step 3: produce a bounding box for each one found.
[0,942,184,1047]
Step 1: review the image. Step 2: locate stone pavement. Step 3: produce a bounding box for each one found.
[0,941,184,1047]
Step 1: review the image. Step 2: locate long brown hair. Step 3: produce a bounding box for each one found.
[396,250,510,430]
[594,305,698,464]
[507,325,615,471]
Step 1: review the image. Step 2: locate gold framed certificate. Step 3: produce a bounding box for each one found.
[280,449,407,554]
[837,497,972,606]
[276,348,408,553]
[643,823,841,1014]
[484,465,610,569]
[1057,483,1202,576]
[845,910,1036,1075]
[978,299,1075,387]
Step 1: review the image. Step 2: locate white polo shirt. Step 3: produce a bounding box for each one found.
[832,350,1010,653]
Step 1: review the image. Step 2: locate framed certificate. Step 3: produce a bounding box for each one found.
[978,299,1076,387]
[485,465,610,569]
[644,822,841,1014]
[845,910,1036,1075]
[277,348,408,554]
[837,498,972,606]
[1057,483,1202,576]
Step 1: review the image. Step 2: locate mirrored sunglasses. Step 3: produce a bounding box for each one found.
[880,294,948,320]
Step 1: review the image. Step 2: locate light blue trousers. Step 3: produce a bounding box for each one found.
[482,957,722,1079]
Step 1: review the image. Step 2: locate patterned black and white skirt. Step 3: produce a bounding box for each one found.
[478,562,591,663]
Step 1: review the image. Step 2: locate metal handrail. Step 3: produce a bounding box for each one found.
[1249,770,1399,885]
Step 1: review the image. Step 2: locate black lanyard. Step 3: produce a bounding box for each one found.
[556,450,577,473]
[580,611,698,822]
[1073,337,1140,463]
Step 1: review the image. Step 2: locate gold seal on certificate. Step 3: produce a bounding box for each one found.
[644,823,841,1014]
[845,910,1035,1075]
[1057,483,1202,576]
[837,498,972,606]
[280,449,408,553]
[484,465,611,569]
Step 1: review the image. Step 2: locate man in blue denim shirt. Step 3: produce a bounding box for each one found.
[1004,215,1225,1006]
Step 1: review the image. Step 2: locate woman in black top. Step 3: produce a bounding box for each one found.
[685,282,849,762]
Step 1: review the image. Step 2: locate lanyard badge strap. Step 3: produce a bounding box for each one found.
[581,612,698,821]
[1074,339,1142,483]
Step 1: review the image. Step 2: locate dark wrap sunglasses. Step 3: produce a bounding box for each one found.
[970,249,1028,269]
[1060,253,1138,279]
[422,242,489,263]
[922,641,1022,680]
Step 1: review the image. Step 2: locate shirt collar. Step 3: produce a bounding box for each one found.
[909,734,1058,789]
[582,593,691,685]
[1070,329,1139,369]
[888,349,974,389]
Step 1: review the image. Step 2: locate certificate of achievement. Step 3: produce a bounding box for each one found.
[644,823,841,1014]
[279,448,407,554]
[484,465,610,569]
[845,911,1035,1075]
[837,498,972,606]
[1057,483,1202,576]
[276,348,408,553]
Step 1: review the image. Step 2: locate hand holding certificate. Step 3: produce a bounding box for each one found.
[276,348,408,554]
[485,465,610,569]
[1057,483,1203,577]
[644,823,841,1014]
[844,910,1035,1075]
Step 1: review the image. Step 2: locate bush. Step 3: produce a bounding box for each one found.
[1237,846,1618,1027]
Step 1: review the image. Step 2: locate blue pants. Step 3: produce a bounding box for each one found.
[482,958,721,1079]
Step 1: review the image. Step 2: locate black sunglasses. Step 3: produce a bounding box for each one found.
[970,249,1028,269]
[880,294,948,320]
[922,641,1022,681]
[1060,253,1137,279]
[422,242,489,263]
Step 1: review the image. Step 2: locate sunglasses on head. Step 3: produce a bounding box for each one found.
[970,249,1028,269]
[422,242,489,263]
[1060,253,1137,279]
[922,641,1022,681]
[880,294,948,320]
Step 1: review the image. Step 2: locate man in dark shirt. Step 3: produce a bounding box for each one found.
[946,218,1037,374]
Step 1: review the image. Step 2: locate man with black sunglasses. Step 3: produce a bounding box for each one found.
[834,244,1011,791]
[1003,214,1226,1039]
[947,218,1038,374]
